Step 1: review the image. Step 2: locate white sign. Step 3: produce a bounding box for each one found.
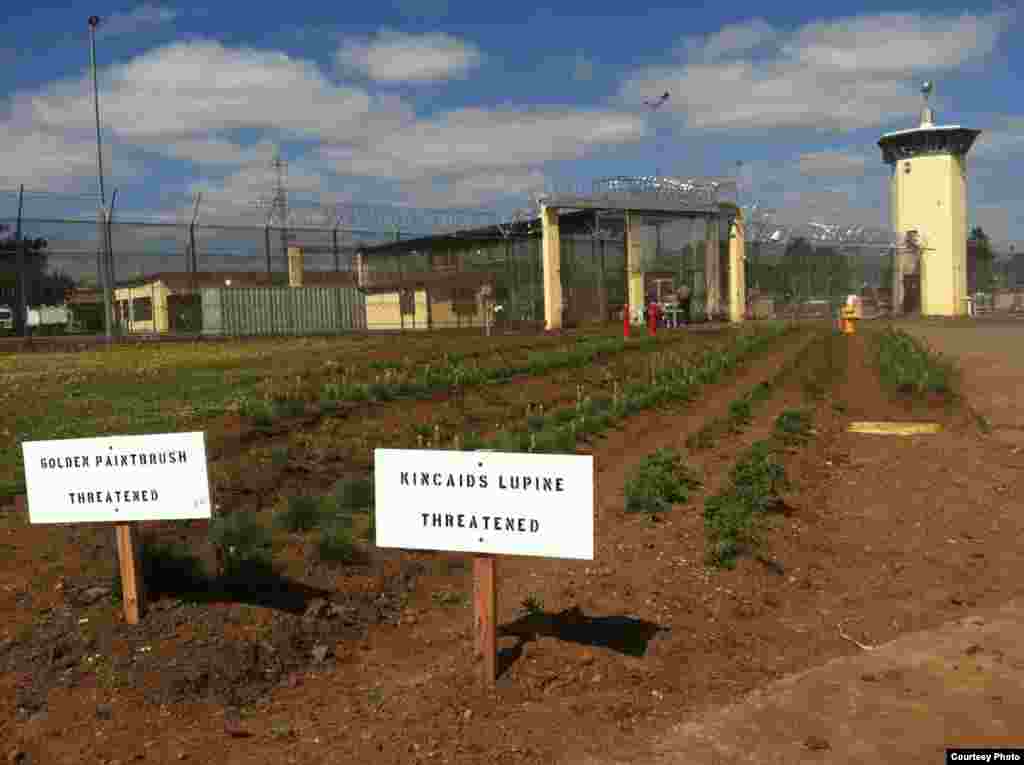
[22,432,211,524]
[374,448,593,560]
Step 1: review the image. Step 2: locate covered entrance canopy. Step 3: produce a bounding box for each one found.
[538,176,746,330]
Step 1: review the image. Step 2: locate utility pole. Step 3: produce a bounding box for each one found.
[88,15,113,341]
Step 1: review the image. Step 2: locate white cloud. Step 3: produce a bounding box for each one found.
[24,40,411,143]
[323,107,646,180]
[336,30,482,83]
[398,169,548,208]
[97,4,178,38]
[0,126,144,193]
[620,10,1011,132]
[799,150,869,177]
[682,18,776,62]
[973,116,1024,158]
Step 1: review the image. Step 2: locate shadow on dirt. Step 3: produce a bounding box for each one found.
[140,550,333,615]
[497,606,665,677]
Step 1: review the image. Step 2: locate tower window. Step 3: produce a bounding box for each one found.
[904,162,912,174]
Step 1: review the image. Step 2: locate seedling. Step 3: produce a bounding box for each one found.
[519,594,544,617]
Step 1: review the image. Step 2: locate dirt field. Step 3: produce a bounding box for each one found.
[2,319,1022,764]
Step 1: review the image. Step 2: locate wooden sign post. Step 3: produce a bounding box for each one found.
[374,448,594,689]
[473,554,497,686]
[21,432,211,626]
[115,522,146,625]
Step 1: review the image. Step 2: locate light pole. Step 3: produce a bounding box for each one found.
[643,92,670,177]
[88,15,113,340]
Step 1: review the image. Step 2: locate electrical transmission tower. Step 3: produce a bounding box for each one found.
[253,146,291,272]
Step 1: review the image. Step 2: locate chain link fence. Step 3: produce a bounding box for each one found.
[5,187,1014,338]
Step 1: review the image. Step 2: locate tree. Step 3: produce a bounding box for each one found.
[0,224,74,309]
[968,226,995,293]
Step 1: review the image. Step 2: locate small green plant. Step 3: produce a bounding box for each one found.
[686,422,721,451]
[520,593,545,617]
[277,495,322,533]
[431,588,469,607]
[727,398,753,430]
[270,445,289,470]
[729,441,789,514]
[273,397,306,418]
[367,688,385,707]
[624,449,701,514]
[333,476,374,512]
[270,721,295,740]
[703,440,791,568]
[208,511,274,582]
[773,409,814,445]
[974,411,992,434]
[317,522,360,566]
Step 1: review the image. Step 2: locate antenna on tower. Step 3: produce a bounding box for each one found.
[920,81,935,128]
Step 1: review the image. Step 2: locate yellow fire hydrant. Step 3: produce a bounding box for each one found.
[840,305,857,334]
[840,294,861,335]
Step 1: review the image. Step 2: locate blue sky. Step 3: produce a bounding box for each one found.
[1,1,1022,244]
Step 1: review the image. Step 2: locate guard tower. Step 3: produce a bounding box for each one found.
[878,82,981,316]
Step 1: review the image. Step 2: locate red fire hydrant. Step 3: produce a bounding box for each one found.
[646,301,660,336]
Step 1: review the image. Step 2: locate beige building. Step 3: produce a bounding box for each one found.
[112,270,355,333]
[878,83,981,316]
[359,270,497,331]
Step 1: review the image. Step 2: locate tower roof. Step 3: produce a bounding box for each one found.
[878,126,981,164]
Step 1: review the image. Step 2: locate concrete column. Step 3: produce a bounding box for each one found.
[704,216,721,319]
[728,212,746,323]
[626,212,644,324]
[288,246,304,287]
[541,205,563,331]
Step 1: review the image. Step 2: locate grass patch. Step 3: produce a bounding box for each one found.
[624,449,701,514]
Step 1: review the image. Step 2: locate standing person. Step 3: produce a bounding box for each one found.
[675,282,692,325]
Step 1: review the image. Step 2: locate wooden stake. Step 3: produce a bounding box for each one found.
[115,523,146,625]
[473,554,497,687]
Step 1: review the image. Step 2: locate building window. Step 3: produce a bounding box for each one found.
[132,297,153,321]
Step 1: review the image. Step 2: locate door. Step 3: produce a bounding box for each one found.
[902,274,921,314]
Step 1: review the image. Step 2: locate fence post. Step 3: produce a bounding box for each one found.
[14,185,27,338]
[264,225,272,279]
[98,207,113,342]
[106,189,119,338]
[332,226,340,272]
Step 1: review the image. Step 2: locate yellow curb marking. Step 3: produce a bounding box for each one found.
[848,422,943,435]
